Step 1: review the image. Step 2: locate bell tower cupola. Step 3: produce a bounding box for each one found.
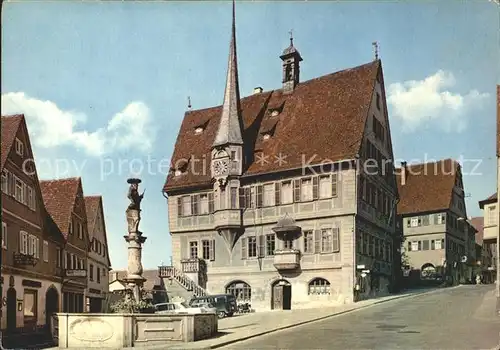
[280,30,303,94]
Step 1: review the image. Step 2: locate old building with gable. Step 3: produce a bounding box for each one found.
[160,2,399,310]
[40,177,90,313]
[396,159,477,284]
[1,114,64,340]
[84,195,112,312]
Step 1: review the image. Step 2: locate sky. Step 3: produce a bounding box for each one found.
[2,1,499,270]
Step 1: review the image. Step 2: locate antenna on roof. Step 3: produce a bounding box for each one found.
[187,96,192,110]
[372,41,379,60]
[289,29,293,46]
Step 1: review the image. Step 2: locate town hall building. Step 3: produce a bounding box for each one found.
[161,1,399,310]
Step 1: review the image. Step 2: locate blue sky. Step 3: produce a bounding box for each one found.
[2,1,499,270]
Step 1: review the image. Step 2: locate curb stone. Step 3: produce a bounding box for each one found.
[170,285,461,350]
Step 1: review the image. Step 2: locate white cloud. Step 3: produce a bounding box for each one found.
[387,70,489,133]
[1,92,155,156]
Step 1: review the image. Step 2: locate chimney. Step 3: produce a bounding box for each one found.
[400,161,407,186]
[253,86,263,94]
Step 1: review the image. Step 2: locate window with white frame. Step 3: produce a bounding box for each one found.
[78,223,83,239]
[43,240,49,262]
[199,194,209,214]
[437,213,445,224]
[301,178,313,201]
[281,181,293,204]
[1,170,7,193]
[182,196,191,216]
[488,206,497,226]
[263,184,274,207]
[410,217,419,227]
[321,228,333,253]
[1,222,7,249]
[319,175,331,198]
[434,239,442,250]
[27,187,35,210]
[19,231,28,254]
[14,177,23,202]
[15,138,24,156]
[411,241,419,251]
[189,241,198,258]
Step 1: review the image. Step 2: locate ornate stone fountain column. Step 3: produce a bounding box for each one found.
[123,178,147,303]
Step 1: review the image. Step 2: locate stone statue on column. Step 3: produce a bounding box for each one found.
[123,178,147,303]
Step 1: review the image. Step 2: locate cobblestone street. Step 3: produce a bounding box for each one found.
[223,285,500,350]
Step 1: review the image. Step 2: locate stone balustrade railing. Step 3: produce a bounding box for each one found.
[158,265,207,297]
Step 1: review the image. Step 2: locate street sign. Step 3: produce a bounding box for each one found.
[356,265,366,269]
[65,269,87,278]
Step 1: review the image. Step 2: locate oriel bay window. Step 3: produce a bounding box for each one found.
[177,193,214,217]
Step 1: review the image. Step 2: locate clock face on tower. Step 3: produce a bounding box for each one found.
[213,159,229,176]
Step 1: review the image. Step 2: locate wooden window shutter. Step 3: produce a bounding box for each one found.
[256,185,263,208]
[274,182,281,206]
[239,188,246,209]
[209,239,215,261]
[258,234,265,257]
[293,179,301,202]
[332,174,338,198]
[312,176,319,200]
[208,193,214,213]
[241,237,248,260]
[333,227,340,252]
[177,197,183,217]
[191,195,198,215]
[314,229,321,254]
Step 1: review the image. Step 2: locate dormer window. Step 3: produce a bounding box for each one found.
[195,127,204,134]
[263,133,271,141]
[174,170,182,176]
[271,110,279,117]
[15,138,24,156]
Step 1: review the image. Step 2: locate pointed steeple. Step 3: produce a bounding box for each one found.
[213,0,244,147]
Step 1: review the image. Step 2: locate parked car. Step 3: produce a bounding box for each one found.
[189,294,237,318]
[153,302,217,315]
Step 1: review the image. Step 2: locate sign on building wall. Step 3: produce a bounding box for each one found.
[65,269,87,278]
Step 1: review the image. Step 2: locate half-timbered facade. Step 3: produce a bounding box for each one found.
[40,177,90,313]
[1,114,64,337]
[160,2,398,311]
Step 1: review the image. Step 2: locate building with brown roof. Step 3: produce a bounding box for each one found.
[84,196,112,312]
[40,177,90,313]
[396,159,476,284]
[160,2,399,311]
[1,114,64,340]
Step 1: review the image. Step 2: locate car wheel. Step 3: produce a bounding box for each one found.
[218,311,226,319]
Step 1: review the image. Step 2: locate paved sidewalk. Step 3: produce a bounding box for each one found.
[44,287,455,350]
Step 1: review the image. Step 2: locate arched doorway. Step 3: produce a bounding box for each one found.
[271,279,291,310]
[6,288,16,332]
[45,287,59,329]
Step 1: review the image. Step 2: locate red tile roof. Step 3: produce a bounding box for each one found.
[1,114,24,170]
[396,159,459,215]
[40,177,81,240]
[84,196,101,237]
[163,60,381,192]
[471,216,484,246]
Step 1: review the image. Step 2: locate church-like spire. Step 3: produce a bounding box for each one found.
[213,0,244,147]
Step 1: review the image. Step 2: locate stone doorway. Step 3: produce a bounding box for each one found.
[6,287,16,332]
[271,279,291,310]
